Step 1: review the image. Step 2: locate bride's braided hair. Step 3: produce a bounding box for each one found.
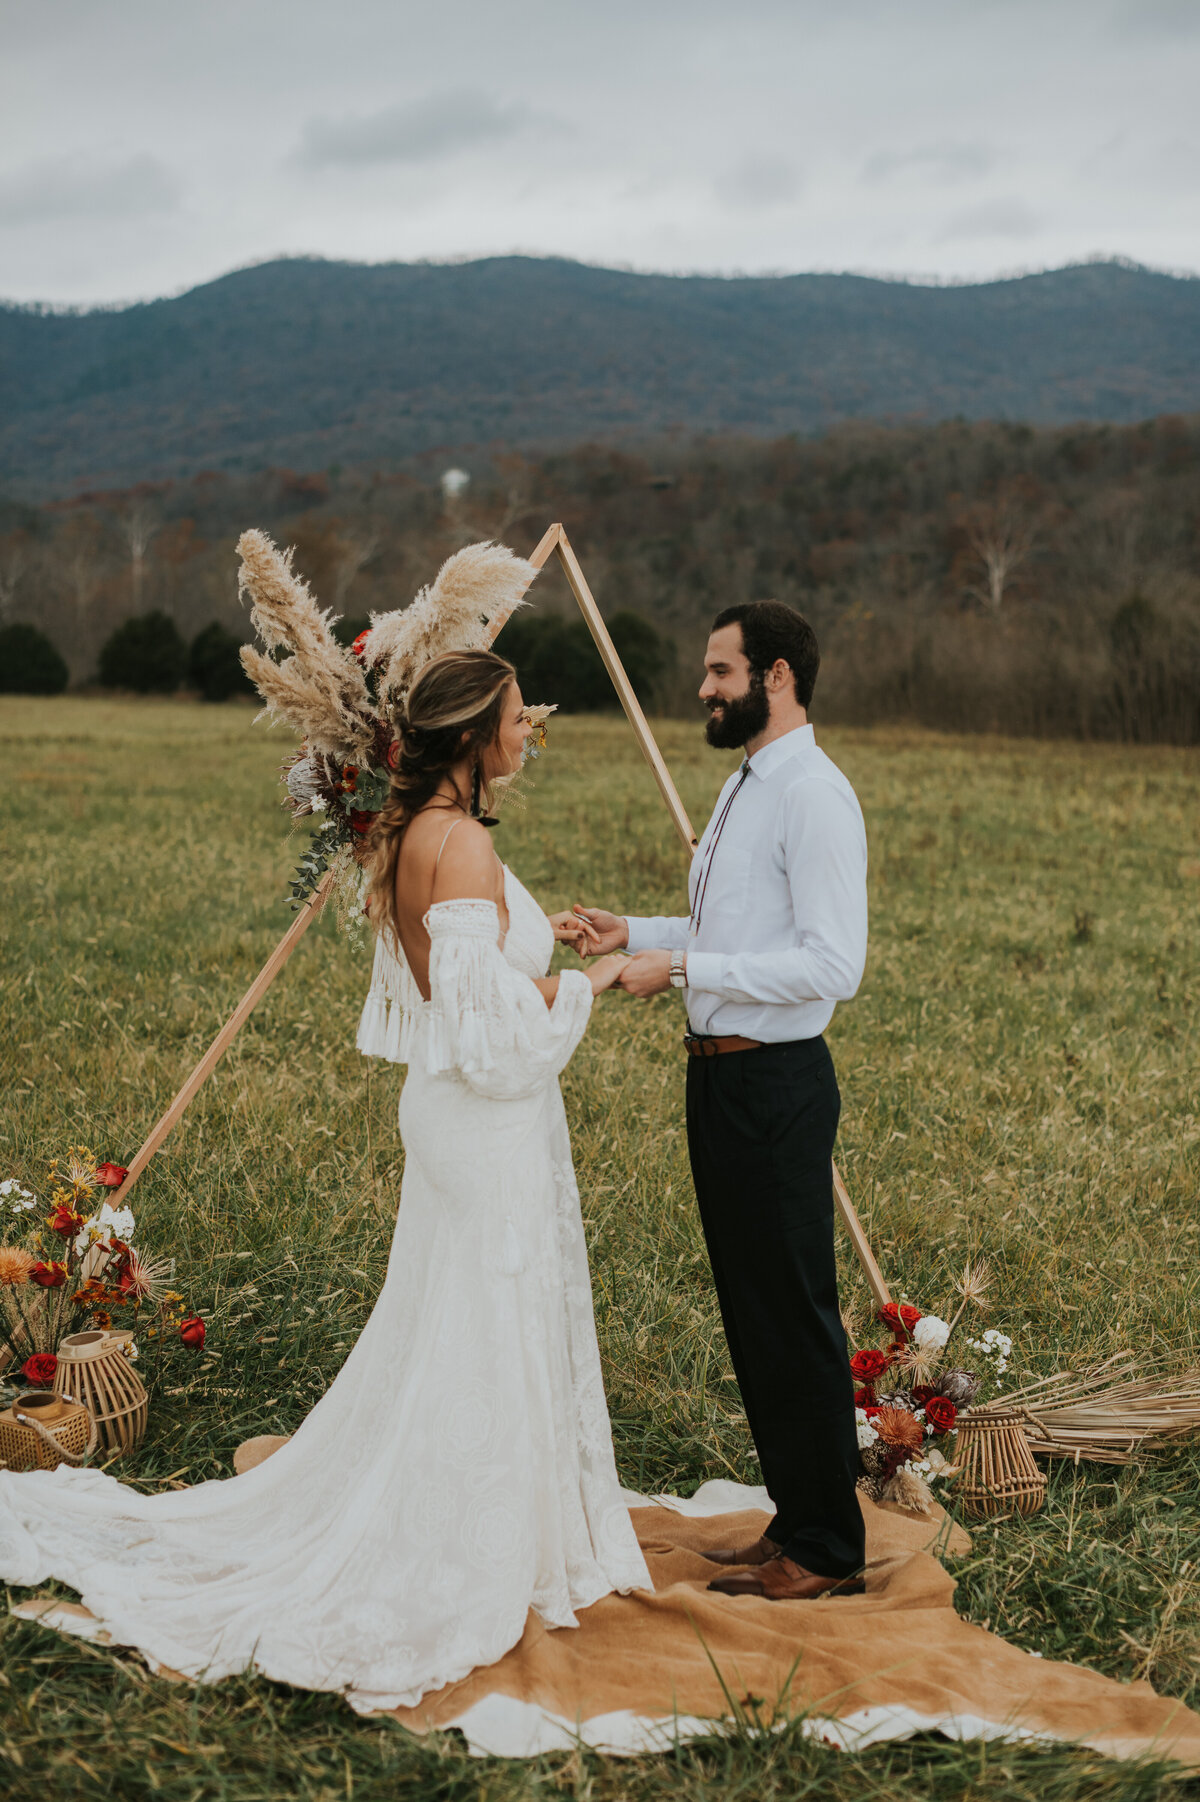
[366,648,516,942]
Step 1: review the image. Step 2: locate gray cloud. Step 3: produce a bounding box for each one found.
[1112,0,1200,38]
[938,197,1040,241]
[714,155,802,210]
[862,142,994,186]
[0,152,180,226]
[295,90,539,170]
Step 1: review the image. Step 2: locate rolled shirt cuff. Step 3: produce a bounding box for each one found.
[679,950,727,993]
[622,915,690,954]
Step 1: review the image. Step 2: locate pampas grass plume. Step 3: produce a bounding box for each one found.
[236,530,373,761]
[370,541,537,704]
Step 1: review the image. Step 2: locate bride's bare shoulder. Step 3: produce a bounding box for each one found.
[425,816,502,904]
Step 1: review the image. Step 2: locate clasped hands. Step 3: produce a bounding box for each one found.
[546,907,674,998]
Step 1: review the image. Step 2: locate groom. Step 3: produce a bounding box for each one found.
[577,601,868,1599]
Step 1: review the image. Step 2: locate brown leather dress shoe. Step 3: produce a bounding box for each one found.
[703,1533,782,1567]
[707,1554,866,1600]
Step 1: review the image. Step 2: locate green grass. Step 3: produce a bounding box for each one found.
[1,696,1198,1801]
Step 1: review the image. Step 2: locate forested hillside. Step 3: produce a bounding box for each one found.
[3,256,1199,498]
[2,413,1197,741]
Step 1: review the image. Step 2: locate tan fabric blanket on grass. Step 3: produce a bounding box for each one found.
[13,1443,1200,1769]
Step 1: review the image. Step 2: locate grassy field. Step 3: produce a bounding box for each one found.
[1,695,1198,1801]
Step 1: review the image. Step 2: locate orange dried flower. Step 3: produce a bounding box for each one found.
[872,1406,925,1456]
[0,1246,36,1285]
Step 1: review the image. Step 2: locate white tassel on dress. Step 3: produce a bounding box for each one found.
[357,932,420,1064]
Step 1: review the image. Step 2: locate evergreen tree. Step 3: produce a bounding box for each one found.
[0,623,69,695]
[98,612,186,694]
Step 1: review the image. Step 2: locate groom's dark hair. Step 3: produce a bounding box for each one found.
[711,600,820,709]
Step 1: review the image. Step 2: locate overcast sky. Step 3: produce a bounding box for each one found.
[2,0,1198,307]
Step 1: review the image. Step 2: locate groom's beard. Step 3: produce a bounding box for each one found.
[705,671,770,749]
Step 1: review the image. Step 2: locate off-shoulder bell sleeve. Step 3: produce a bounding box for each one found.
[424,899,592,1100]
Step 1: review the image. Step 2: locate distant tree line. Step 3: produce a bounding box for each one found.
[1,413,1197,741]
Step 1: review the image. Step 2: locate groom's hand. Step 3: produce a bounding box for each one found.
[617,950,673,997]
[571,906,629,957]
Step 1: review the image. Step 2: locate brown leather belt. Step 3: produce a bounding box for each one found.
[684,1033,764,1057]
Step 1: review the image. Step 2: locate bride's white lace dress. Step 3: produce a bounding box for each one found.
[0,867,650,1711]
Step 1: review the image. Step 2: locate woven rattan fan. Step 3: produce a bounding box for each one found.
[973,1354,1200,1464]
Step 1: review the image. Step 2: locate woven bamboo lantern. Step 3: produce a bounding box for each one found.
[954,1406,1047,1518]
[0,1390,97,1471]
[54,1330,148,1455]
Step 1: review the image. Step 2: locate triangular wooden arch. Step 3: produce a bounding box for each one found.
[113,524,891,1305]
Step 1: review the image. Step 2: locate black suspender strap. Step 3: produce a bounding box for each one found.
[690,760,750,933]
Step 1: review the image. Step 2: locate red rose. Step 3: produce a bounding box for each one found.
[348,809,374,835]
[30,1260,68,1288]
[21,1352,58,1386]
[179,1315,206,1350]
[925,1396,958,1434]
[350,629,371,661]
[877,1302,922,1337]
[911,1385,935,1405]
[853,1385,876,1409]
[385,737,400,771]
[48,1202,84,1237]
[850,1347,894,1383]
[94,1163,128,1188]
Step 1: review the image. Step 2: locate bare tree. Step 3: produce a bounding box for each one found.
[329,524,381,612]
[966,501,1037,613]
[118,500,160,613]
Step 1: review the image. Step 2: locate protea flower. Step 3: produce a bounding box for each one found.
[938,1368,982,1408]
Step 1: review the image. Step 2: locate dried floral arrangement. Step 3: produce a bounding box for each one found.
[236,531,549,911]
[0,1155,205,1399]
[850,1260,1003,1515]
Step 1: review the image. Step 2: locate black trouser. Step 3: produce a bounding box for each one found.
[685,1034,865,1578]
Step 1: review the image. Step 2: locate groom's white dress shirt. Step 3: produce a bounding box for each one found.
[623,724,868,1042]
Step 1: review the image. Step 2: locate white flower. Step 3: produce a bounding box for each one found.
[73,1200,136,1255]
[1,1179,36,1212]
[912,1314,950,1353]
[924,1447,957,1481]
[855,1407,879,1449]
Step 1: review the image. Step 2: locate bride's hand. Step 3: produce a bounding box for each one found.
[586,953,628,995]
[548,910,601,957]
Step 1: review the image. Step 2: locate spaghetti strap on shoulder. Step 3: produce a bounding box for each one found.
[434,815,467,870]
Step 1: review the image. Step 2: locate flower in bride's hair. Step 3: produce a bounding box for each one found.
[0,1245,35,1285]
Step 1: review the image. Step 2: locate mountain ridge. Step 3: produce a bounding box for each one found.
[2,254,1198,499]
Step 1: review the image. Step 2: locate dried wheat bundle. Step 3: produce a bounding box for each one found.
[977,1354,1200,1463]
[367,540,537,706]
[237,529,375,763]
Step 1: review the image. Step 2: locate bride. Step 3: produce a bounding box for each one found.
[0,647,651,1712]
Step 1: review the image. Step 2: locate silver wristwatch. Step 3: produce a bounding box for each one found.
[669,949,687,989]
